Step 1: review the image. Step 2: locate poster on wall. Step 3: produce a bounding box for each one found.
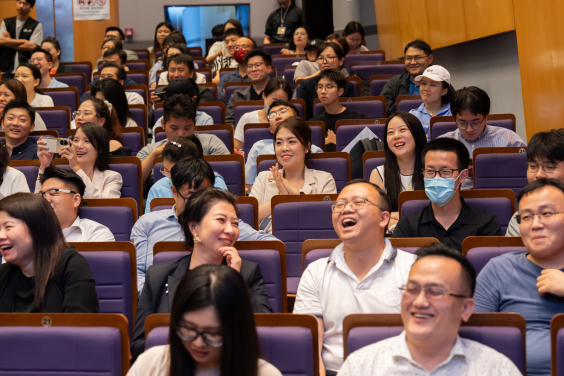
[73,0,111,21]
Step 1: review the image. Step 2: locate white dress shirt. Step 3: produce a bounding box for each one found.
[338,331,522,376]
[0,166,30,197]
[293,240,416,372]
[63,216,115,242]
[36,168,123,198]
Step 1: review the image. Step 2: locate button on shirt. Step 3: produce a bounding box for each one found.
[392,197,502,252]
[438,125,526,190]
[409,102,452,140]
[63,216,115,242]
[338,331,522,376]
[245,139,323,185]
[293,240,416,372]
[4,138,39,160]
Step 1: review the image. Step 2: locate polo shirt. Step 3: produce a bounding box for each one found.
[4,138,38,160]
[408,76,420,95]
[409,102,451,140]
[391,197,502,252]
[293,239,416,372]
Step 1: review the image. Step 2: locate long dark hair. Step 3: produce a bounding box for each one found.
[224,19,244,34]
[0,193,68,309]
[383,112,427,211]
[91,78,132,128]
[0,143,9,186]
[16,63,42,94]
[75,122,110,171]
[84,98,122,143]
[163,43,190,70]
[162,135,203,163]
[0,78,27,103]
[317,42,345,69]
[288,26,310,52]
[264,77,292,101]
[168,264,260,376]
[153,22,174,52]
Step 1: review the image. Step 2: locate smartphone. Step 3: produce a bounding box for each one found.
[44,138,71,154]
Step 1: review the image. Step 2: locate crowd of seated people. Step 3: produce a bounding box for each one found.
[1,1,563,375]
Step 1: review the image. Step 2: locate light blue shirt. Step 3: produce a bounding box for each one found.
[132,206,279,292]
[151,111,214,142]
[408,77,420,95]
[149,60,163,87]
[409,102,451,140]
[245,139,323,185]
[48,78,69,88]
[145,173,228,213]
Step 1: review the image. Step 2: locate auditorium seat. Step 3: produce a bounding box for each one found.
[462,236,527,274]
[128,104,148,144]
[76,198,138,240]
[343,50,386,70]
[473,147,528,195]
[54,72,87,97]
[189,47,203,57]
[132,49,149,60]
[61,61,92,81]
[42,87,79,113]
[313,96,386,118]
[8,160,40,192]
[346,76,362,97]
[263,43,287,56]
[343,313,526,373]
[224,81,252,104]
[430,114,517,140]
[198,101,226,124]
[370,74,396,96]
[396,94,423,113]
[75,241,137,338]
[551,313,564,376]
[0,313,130,376]
[334,119,387,151]
[196,68,212,82]
[125,59,149,71]
[271,55,305,76]
[199,83,218,101]
[362,150,385,180]
[119,127,145,155]
[124,84,148,104]
[233,99,305,127]
[350,64,405,82]
[35,106,70,137]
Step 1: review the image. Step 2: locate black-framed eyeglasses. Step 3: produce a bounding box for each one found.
[177,190,189,203]
[516,211,564,224]
[526,161,560,173]
[38,188,77,199]
[422,169,461,178]
[316,55,337,63]
[456,117,485,130]
[399,285,470,299]
[175,325,223,347]
[331,197,384,213]
[404,55,429,63]
[267,107,290,120]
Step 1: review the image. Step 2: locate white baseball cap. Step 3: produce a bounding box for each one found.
[414,65,451,84]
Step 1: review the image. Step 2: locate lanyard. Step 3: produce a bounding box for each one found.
[280,6,290,26]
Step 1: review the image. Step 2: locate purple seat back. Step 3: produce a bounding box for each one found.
[349,80,360,97]
[80,251,134,337]
[146,326,169,349]
[125,87,146,103]
[127,73,148,86]
[238,249,284,312]
[349,64,405,80]
[199,105,224,124]
[129,107,147,134]
[35,108,68,137]
[153,251,189,265]
[153,162,165,183]
[557,328,564,376]
[474,153,528,196]
[263,45,285,56]
[154,107,163,123]
[44,90,78,113]
[125,62,147,71]
[11,165,39,192]
[401,197,513,235]
[313,100,385,118]
[272,57,305,76]
[237,203,256,229]
[55,75,86,97]
[371,78,391,96]
[431,119,516,140]
[343,53,385,70]
[206,159,243,196]
[78,206,134,241]
[0,326,122,376]
[194,60,204,69]
[206,85,217,101]
[198,70,211,82]
[194,129,232,153]
[244,128,273,161]
[272,200,337,294]
[135,51,149,60]
[235,105,262,127]
[466,247,527,274]
[336,124,385,151]
[62,63,91,79]
[304,248,333,270]
[121,132,142,156]
[224,85,249,104]
[189,49,202,57]
[284,68,297,90]
[156,50,163,59]
[364,156,386,180]
[397,99,423,113]
[347,326,525,373]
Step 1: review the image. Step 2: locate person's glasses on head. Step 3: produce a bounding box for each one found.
[399,283,470,299]
[38,188,77,199]
[456,117,485,130]
[175,324,223,347]
[331,197,384,212]
[405,55,428,63]
[422,169,460,178]
[526,161,560,174]
[267,107,290,120]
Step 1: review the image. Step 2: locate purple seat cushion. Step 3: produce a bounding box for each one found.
[146,326,169,349]
[0,326,122,375]
[304,248,333,270]
[397,99,423,113]
[313,100,385,118]
[363,157,385,180]
[370,79,390,96]
[121,132,142,156]
[78,206,134,241]
[35,108,68,136]
[336,124,385,151]
[55,75,86,97]
[272,57,304,76]
[11,165,39,192]
[466,247,527,275]
[44,90,78,113]
[557,328,564,376]
[474,153,528,196]
[239,249,284,313]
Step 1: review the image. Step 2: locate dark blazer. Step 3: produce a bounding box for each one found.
[299,76,356,120]
[0,248,99,313]
[56,64,75,74]
[131,253,272,361]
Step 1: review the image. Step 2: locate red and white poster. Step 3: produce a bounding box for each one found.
[73,0,110,20]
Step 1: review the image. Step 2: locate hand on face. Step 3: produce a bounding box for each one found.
[218,247,241,272]
[537,269,564,297]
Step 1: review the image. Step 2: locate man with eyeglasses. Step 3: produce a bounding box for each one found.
[339,243,521,376]
[211,28,243,82]
[507,129,564,236]
[225,49,272,125]
[264,0,302,44]
[217,37,256,102]
[439,86,526,190]
[294,179,416,375]
[30,48,68,89]
[392,138,501,252]
[475,178,564,376]
[38,166,114,242]
[244,100,322,191]
[0,0,43,79]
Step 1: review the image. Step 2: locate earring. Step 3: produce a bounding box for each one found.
[192,233,201,243]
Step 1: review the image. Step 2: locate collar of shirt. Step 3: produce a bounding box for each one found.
[62,216,82,238]
[328,238,398,282]
[393,331,467,370]
[421,197,476,226]
[232,68,248,80]
[414,102,451,117]
[166,205,178,221]
[457,124,490,143]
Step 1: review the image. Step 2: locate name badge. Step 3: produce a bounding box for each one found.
[277,26,286,35]
[23,29,32,32]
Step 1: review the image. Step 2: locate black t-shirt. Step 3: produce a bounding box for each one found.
[249,87,264,101]
[310,108,366,152]
[264,5,303,43]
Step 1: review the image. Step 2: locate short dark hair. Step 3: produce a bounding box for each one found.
[451,87,491,119]
[169,54,195,72]
[415,243,476,296]
[344,179,391,212]
[223,28,243,40]
[212,23,225,38]
[75,122,110,171]
[100,61,126,82]
[1,97,35,123]
[104,48,127,66]
[105,26,125,41]
[518,178,564,204]
[264,78,292,101]
[422,138,470,170]
[404,39,432,55]
[163,136,203,163]
[40,166,86,198]
[163,31,186,47]
[32,48,52,63]
[268,100,299,117]
[23,0,35,7]
[171,157,215,194]
[316,69,347,90]
[244,49,271,66]
[163,94,197,123]
[101,38,123,51]
[317,42,345,69]
[180,187,239,248]
[527,129,564,164]
[224,18,244,34]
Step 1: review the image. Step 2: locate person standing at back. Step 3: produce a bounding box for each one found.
[264,0,302,45]
[0,0,43,79]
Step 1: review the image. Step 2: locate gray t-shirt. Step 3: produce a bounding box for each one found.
[505,211,520,236]
[137,133,230,162]
[293,60,349,82]
[0,19,44,73]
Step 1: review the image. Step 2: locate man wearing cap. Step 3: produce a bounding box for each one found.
[264,0,302,44]
[408,65,454,140]
[293,39,350,83]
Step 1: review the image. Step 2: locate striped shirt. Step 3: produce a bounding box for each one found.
[439,125,526,189]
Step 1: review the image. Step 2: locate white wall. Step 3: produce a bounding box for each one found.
[432,31,526,140]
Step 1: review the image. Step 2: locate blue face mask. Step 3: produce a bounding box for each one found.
[264,98,270,114]
[424,175,461,207]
